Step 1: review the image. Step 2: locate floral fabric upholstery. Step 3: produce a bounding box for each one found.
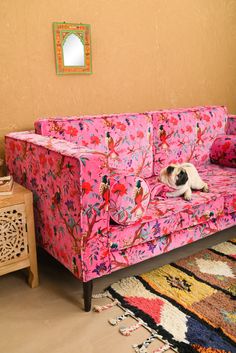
[110,213,236,272]
[226,115,236,134]
[198,164,236,213]
[5,132,111,281]
[109,192,224,251]
[210,135,236,168]
[151,106,227,174]
[35,113,153,178]
[109,175,150,225]
[5,106,236,282]
[109,163,236,250]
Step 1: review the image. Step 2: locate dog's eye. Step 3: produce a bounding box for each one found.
[167,166,174,174]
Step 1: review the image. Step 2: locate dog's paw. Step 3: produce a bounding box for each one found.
[184,190,192,201]
[202,184,209,193]
[166,192,174,198]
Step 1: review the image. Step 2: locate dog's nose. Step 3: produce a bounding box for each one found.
[167,166,174,174]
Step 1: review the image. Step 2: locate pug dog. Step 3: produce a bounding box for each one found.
[160,163,209,201]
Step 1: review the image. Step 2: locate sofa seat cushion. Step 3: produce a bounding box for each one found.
[147,164,236,217]
[210,135,236,168]
[109,164,236,251]
[198,164,236,214]
[109,178,224,251]
[109,213,236,269]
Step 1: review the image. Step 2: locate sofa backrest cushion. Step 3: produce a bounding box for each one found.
[150,106,227,175]
[35,113,153,178]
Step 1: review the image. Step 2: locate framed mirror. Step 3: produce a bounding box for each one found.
[53,22,92,75]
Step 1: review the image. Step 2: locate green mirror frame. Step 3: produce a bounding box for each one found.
[53,22,92,75]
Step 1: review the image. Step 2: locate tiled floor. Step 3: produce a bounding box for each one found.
[0,227,235,353]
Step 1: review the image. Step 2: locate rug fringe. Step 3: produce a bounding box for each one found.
[92,291,110,299]
[93,299,119,312]
[132,333,159,353]
[119,319,144,336]
[92,292,176,353]
[109,311,130,326]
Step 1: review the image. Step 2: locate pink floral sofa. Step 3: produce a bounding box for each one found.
[5,106,236,311]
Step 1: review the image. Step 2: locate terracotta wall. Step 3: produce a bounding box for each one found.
[1,0,236,158]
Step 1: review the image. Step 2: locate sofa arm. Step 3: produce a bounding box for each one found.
[226,115,236,135]
[5,132,111,282]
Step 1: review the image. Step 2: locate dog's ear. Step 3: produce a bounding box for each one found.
[176,170,188,186]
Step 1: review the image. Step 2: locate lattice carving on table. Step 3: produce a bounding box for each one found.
[0,204,28,264]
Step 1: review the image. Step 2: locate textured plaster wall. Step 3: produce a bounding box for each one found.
[1,0,236,157]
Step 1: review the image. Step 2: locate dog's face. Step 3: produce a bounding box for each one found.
[160,164,188,189]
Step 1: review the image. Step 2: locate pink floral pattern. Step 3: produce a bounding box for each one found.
[109,164,236,250]
[110,213,236,272]
[35,113,153,178]
[151,106,227,174]
[210,135,236,168]
[109,176,150,225]
[5,132,111,281]
[198,163,236,213]
[109,195,225,251]
[5,106,236,282]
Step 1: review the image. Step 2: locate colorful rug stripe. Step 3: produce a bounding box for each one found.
[171,263,234,299]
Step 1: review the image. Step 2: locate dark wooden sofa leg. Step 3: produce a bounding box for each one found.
[83,280,93,312]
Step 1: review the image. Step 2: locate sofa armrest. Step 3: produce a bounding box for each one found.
[226,115,236,135]
[5,132,111,281]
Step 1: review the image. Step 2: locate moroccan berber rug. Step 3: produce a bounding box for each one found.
[93,239,236,353]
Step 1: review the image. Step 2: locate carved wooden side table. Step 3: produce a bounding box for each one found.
[0,183,39,288]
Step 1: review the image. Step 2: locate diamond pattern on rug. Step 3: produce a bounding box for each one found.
[141,264,216,305]
[195,258,235,277]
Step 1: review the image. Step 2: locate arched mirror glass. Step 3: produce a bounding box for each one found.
[63,33,85,66]
[53,22,92,75]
